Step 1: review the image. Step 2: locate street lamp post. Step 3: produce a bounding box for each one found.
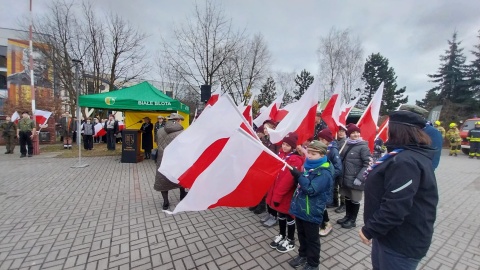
[71,59,88,168]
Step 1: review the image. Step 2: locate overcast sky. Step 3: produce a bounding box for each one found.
[2,0,480,103]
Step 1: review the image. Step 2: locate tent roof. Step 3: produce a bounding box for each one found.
[79,81,189,113]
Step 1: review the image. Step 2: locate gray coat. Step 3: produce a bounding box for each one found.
[154,121,184,191]
[340,140,371,191]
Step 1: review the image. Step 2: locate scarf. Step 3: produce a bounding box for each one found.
[346,138,363,144]
[304,156,327,171]
[363,148,404,180]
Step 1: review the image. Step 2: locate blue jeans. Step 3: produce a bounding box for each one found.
[372,240,421,270]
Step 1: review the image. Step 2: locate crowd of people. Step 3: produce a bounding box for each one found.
[149,105,447,270]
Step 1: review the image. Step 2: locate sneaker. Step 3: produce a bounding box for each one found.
[263,216,277,227]
[334,204,346,213]
[288,256,307,268]
[20,155,26,158]
[276,238,295,253]
[269,234,284,248]
[319,222,333,237]
[303,264,319,270]
[260,213,271,223]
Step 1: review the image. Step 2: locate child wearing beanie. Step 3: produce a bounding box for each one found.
[288,140,333,270]
[266,132,304,253]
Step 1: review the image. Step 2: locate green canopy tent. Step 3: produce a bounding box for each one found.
[78,81,189,113]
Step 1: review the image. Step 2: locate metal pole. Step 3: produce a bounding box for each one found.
[72,60,88,168]
[29,0,40,154]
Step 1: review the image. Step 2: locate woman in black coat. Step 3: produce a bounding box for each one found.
[140,117,154,159]
[359,110,438,270]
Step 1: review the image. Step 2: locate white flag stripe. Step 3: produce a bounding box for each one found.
[253,91,284,127]
[159,95,255,184]
[166,129,266,214]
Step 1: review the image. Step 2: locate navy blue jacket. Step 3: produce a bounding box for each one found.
[327,141,342,179]
[289,162,333,224]
[424,125,442,169]
[362,145,438,259]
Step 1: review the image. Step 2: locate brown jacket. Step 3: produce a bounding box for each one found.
[154,121,184,191]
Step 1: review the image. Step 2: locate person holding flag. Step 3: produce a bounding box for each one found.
[0,115,18,154]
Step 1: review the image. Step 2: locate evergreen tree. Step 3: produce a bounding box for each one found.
[293,69,314,100]
[468,30,480,102]
[257,77,276,107]
[357,53,408,114]
[281,90,295,107]
[427,31,470,104]
[416,89,440,110]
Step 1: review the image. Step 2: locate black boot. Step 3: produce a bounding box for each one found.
[253,201,266,214]
[179,188,188,201]
[337,199,351,225]
[342,202,360,229]
[161,191,169,210]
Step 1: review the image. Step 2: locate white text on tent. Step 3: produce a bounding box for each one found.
[138,101,172,106]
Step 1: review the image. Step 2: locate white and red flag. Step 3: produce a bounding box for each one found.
[238,96,254,126]
[334,94,362,129]
[266,80,319,145]
[11,111,20,123]
[357,83,384,151]
[118,121,125,131]
[205,84,222,107]
[165,128,286,214]
[321,86,342,135]
[274,101,297,123]
[376,117,389,142]
[159,95,257,187]
[34,109,52,125]
[94,123,106,137]
[253,91,284,128]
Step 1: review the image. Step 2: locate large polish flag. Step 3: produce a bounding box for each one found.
[321,86,342,135]
[165,129,286,214]
[357,83,384,151]
[273,101,297,123]
[266,80,319,145]
[334,94,362,129]
[253,91,284,128]
[34,109,52,125]
[11,111,20,123]
[94,123,106,137]
[159,95,257,187]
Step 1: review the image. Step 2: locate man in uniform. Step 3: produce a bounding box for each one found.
[446,123,461,156]
[16,111,36,157]
[434,121,446,139]
[0,116,18,154]
[467,121,480,159]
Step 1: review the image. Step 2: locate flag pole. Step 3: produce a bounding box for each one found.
[71,59,88,168]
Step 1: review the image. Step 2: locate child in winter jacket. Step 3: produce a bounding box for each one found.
[266,132,304,253]
[288,140,333,270]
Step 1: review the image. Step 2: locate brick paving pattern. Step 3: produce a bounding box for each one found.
[0,147,479,270]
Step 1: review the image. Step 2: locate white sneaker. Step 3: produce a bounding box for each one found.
[276,238,295,253]
[260,213,271,223]
[269,234,284,248]
[263,216,277,227]
[319,222,333,237]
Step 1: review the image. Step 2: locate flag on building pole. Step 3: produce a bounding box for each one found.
[34,109,52,125]
[321,86,342,135]
[253,91,285,128]
[165,128,286,214]
[357,83,384,151]
[266,80,319,145]
[159,95,257,187]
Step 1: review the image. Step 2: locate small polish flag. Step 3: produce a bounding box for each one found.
[94,123,106,137]
[335,94,362,129]
[11,111,20,123]
[205,84,222,107]
[34,109,52,125]
[239,96,254,126]
[321,86,342,135]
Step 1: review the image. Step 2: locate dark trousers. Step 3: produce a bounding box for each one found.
[106,130,116,150]
[19,131,33,155]
[372,240,420,270]
[3,135,16,153]
[296,218,320,267]
[84,135,93,150]
[470,142,480,157]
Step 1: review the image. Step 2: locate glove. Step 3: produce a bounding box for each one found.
[289,167,302,180]
[353,178,362,186]
[274,202,280,207]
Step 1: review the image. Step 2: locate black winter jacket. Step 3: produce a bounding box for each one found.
[340,140,371,191]
[362,145,438,259]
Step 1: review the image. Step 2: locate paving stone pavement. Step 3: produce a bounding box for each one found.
[0,146,479,270]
